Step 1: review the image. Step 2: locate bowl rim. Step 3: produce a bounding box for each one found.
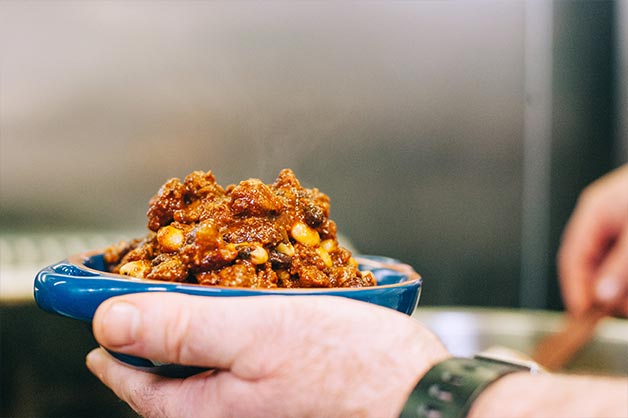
[64,249,423,293]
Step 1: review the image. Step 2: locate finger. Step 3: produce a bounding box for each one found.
[558,194,611,315]
[92,292,312,376]
[87,348,259,418]
[86,347,182,418]
[594,227,628,316]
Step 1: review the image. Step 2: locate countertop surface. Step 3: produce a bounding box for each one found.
[0,230,141,301]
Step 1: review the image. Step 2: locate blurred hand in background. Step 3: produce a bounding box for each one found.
[558,164,628,317]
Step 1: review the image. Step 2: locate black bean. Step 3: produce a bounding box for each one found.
[304,204,324,227]
[269,250,291,268]
[238,246,252,259]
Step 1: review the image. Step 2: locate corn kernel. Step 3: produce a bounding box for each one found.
[348,257,358,267]
[119,260,151,278]
[317,247,333,268]
[195,221,219,246]
[219,243,238,262]
[157,225,185,253]
[250,245,269,265]
[361,271,377,285]
[276,242,295,257]
[277,270,290,282]
[321,239,337,253]
[290,221,320,247]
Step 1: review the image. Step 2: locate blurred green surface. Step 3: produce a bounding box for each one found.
[1,302,137,418]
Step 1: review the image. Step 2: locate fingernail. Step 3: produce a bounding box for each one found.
[595,276,621,303]
[86,348,106,380]
[100,301,140,347]
[86,348,103,369]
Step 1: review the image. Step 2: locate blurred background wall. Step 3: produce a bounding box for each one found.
[0,1,626,416]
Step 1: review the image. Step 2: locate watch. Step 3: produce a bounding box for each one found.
[400,350,543,418]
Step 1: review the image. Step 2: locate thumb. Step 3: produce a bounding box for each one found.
[92,292,291,376]
[594,227,628,316]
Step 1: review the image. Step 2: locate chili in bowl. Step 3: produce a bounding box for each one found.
[34,169,422,377]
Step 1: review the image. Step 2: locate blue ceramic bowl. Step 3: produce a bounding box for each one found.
[34,250,422,377]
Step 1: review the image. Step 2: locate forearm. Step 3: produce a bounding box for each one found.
[468,373,628,418]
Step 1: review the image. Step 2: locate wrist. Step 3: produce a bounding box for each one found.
[468,372,628,418]
[466,372,533,418]
[399,351,541,418]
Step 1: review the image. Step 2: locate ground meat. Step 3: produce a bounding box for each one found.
[105,168,376,288]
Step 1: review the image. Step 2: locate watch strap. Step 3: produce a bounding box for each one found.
[400,357,529,418]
